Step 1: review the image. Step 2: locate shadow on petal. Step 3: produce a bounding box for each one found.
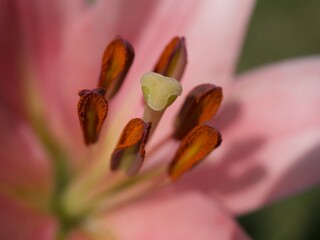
[215,101,242,131]
[173,137,267,195]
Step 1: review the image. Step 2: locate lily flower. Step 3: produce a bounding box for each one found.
[1,0,320,239]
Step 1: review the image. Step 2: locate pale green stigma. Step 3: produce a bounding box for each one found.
[141,72,182,111]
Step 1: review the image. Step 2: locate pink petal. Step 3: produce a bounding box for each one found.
[173,57,320,215]
[52,0,255,143]
[60,0,255,91]
[0,0,89,162]
[0,105,51,193]
[4,0,255,153]
[0,194,55,240]
[182,0,254,91]
[103,189,251,240]
[143,0,254,141]
[0,0,24,115]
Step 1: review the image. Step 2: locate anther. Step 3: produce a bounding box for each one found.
[77,88,108,145]
[111,118,151,176]
[168,123,222,181]
[174,84,222,140]
[98,36,135,99]
[154,36,187,81]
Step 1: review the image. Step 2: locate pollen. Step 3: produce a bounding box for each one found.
[77,88,108,145]
[169,123,222,181]
[111,118,151,176]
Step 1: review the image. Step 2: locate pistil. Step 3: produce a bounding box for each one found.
[141,72,182,137]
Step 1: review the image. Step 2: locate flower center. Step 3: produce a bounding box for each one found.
[32,36,224,238]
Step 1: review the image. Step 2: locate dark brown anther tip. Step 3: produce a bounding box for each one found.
[77,88,108,145]
[173,83,223,140]
[169,123,222,181]
[111,118,151,176]
[78,89,91,97]
[92,87,106,96]
[98,36,135,99]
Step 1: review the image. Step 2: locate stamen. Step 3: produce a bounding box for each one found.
[98,36,134,99]
[154,36,187,81]
[168,123,222,181]
[141,72,182,136]
[77,87,108,145]
[111,118,151,176]
[174,84,222,139]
